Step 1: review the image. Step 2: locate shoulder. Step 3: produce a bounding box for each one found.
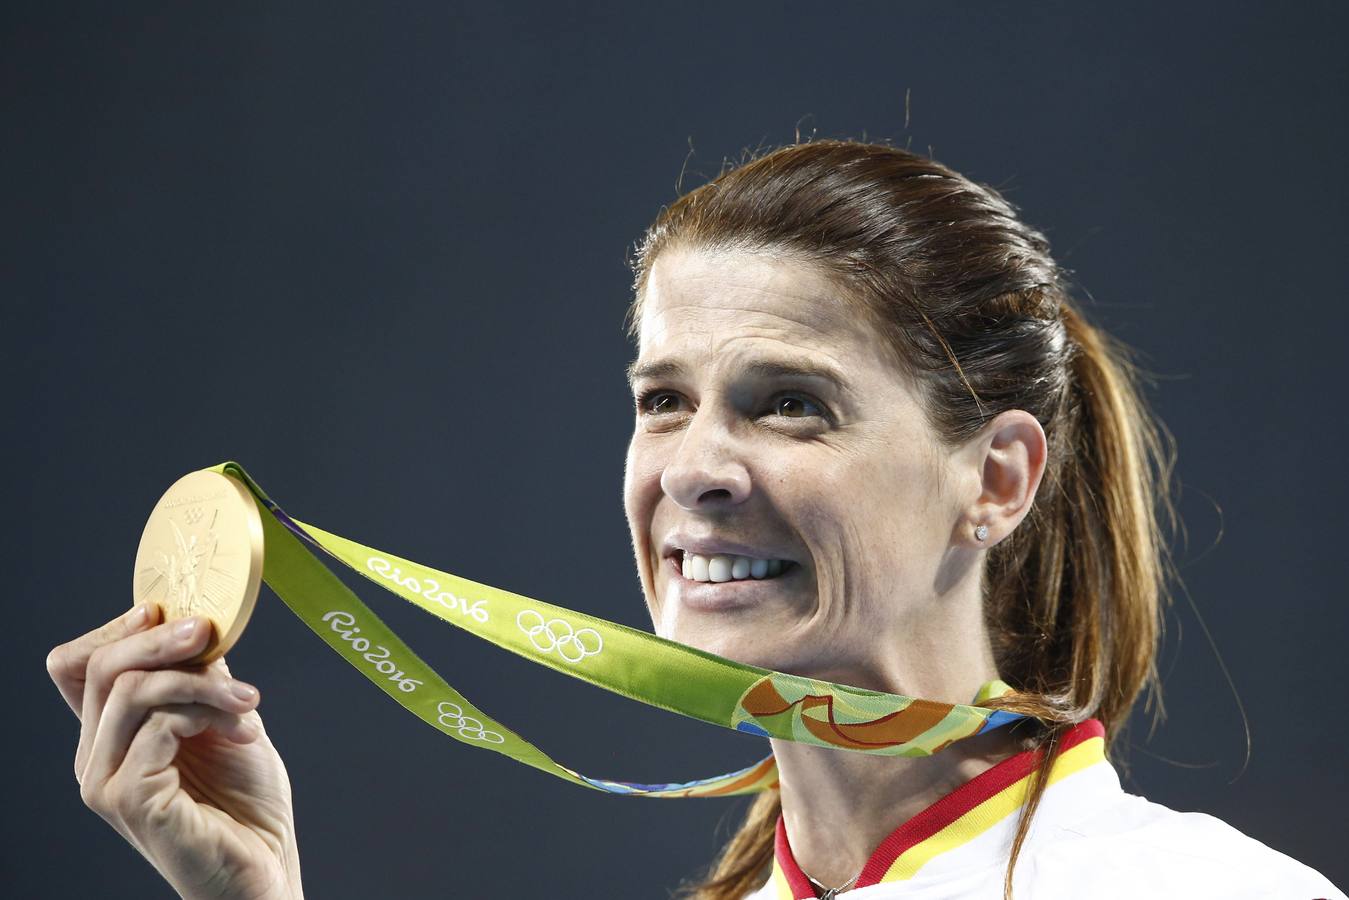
[1027,789,1345,898]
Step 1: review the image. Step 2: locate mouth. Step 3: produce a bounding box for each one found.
[670,549,799,583]
[664,549,802,611]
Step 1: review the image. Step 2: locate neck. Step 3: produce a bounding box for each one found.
[771,658,1023,891]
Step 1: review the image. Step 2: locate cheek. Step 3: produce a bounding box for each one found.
[623,433,647,492]
[805,454,938,559]
[623,439,665,541]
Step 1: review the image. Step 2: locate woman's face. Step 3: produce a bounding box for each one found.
[623,246,984,687]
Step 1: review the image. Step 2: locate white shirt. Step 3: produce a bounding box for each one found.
[744,720,1343,899]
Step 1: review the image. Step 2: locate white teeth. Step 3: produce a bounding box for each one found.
[708,556,733,582]
[680,552,791,584]
[689,553,709,582]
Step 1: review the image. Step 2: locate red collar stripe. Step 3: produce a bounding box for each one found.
[773,719,1107,898]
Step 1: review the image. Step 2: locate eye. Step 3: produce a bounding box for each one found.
[634,389,682,415]
[633,388,830,423]
[771,393,826,419]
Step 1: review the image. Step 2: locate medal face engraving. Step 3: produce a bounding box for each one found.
[133,470,264,665]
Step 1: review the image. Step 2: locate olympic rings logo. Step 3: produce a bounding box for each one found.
[436,701,505,744]
[516,610,603,663]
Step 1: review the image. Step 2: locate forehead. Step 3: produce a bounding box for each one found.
[636,247,876,364]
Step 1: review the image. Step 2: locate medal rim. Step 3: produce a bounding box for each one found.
[132,469,264,666]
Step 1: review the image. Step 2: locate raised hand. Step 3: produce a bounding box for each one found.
[48,603,303,899]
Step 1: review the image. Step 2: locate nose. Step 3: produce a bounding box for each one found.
[659,409,751,510]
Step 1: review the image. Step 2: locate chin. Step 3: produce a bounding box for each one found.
[664,619,778,669]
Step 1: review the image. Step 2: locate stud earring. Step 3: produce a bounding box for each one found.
[974,524,989,542]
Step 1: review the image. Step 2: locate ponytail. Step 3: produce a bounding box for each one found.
[981,300,1178,899]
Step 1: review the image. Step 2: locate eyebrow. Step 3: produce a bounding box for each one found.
[625,355,854,397]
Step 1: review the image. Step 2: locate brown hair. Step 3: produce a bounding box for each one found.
[624,139,1180,900]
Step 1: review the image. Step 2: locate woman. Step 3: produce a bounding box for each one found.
[47,139,1342,899]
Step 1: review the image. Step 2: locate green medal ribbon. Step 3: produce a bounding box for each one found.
[207,460,1028,798]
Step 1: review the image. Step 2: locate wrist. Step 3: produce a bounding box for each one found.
[270,822,304,900]
[280,847,303,900]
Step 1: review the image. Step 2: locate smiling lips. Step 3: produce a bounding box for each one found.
[677,550,796,583]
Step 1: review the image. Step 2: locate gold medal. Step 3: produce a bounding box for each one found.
[132,470,264,665]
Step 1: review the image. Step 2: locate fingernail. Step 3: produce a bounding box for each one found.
[228,679,257,701]
[127,605,147,627]
[174,617,200,639]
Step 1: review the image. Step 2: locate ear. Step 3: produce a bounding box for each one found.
[957,410,1048,547]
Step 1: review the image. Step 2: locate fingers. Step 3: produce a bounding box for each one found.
[80,667,261,789]
[76,616,215,783]
[80,703,254,821]
[47,603,162,718]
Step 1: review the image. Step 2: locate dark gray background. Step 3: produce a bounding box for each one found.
[6,2,1346,896]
